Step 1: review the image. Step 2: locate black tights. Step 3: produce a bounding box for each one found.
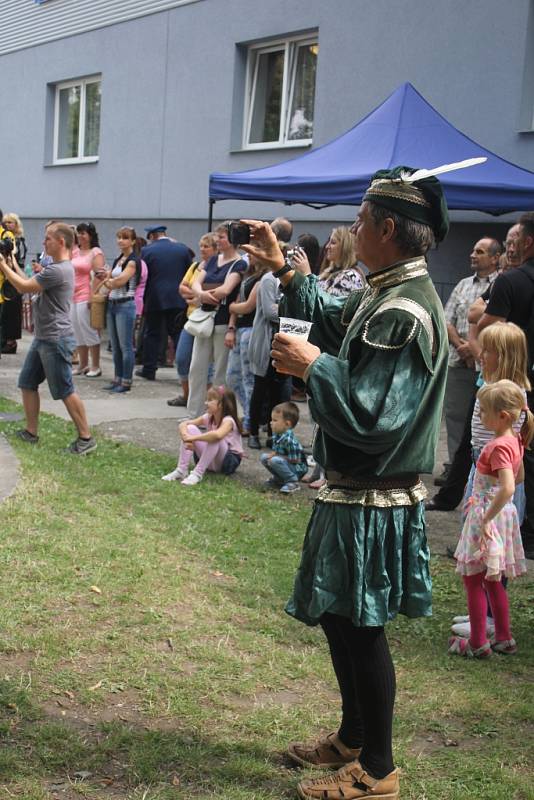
[320,613,396,779]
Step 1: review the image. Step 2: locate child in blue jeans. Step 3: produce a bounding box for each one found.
[260,401,308,493]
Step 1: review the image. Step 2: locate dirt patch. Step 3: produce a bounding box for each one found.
[42,686,144,729]
[0,650,35,674]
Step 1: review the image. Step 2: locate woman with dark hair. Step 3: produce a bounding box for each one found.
[71,222,106,376]
[101,227,142,393]
[296,233,321,275]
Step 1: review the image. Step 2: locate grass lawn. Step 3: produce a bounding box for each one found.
[0,397,533,800]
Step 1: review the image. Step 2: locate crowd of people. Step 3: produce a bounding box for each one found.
[0,211,364,487]
[0,176,533,798]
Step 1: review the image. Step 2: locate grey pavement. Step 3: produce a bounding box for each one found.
[1,332,531,573]
[0,432,19,503]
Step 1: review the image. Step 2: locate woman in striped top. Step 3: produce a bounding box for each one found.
[102,227,141,394]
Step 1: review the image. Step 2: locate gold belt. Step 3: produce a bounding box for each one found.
[319,472,427,507]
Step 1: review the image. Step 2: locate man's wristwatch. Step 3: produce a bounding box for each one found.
[273,259,293,279]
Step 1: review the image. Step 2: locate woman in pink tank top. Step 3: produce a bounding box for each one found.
[71,222,106,376]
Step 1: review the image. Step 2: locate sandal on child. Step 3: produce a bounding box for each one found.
[491,638,517,655]
[287,730,361,769]
[448,636,492,658]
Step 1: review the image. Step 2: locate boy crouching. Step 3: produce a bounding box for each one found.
[260,401,308,493]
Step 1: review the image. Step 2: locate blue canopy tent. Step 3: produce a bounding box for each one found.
[208,82,534,225]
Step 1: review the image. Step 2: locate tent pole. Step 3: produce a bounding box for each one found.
[208,199,215,230]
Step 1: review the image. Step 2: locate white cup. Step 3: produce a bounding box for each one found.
[279,317,313,341]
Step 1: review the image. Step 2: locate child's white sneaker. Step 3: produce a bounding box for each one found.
[181,471,203,486]
[162,467,187,481]
[450,617,495,638]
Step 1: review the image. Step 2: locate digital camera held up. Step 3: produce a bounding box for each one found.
[0,237,14,258]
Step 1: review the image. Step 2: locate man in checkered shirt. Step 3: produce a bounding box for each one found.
[442,237,500,471]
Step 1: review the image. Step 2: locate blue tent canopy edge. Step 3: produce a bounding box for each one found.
[209,83,534,215]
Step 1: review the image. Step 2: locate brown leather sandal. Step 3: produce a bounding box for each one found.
[287,731,361,769]
[297,760,399,799]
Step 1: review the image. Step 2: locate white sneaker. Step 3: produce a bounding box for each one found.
[162,467,187,482]
[181,471,203,486]
[450,622,471,638]
[85,368,102,378]
[451,618,496,638]
[452,615,470,624]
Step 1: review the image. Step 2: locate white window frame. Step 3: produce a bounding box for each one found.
[53,75,101,165]
[243,34,318,150]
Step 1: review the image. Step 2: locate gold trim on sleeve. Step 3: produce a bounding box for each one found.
[364,296,435,352]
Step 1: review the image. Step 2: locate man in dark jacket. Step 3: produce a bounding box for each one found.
[136,225,191,380]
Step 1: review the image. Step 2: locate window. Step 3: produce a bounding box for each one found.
[53,76,101,164]
[244,35,318,149]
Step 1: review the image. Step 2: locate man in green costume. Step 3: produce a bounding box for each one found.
[242,166,451,800]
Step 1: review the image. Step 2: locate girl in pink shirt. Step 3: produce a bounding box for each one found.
[450,380,534,658]
[162,385,243,486]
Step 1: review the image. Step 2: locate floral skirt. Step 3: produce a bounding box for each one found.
[454,471,526,580]
[285,498,432,628]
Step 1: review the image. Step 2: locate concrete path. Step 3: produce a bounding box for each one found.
[0,433,19,503]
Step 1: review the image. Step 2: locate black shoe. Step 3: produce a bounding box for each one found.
[16,429,39,444]
[1,342,17,354]
[248,435,261,449]
[433,466,451,487]
[167,396,187,407]
[135,369,155,381]
[425,498,455,512]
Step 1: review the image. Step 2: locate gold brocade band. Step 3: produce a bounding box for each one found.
[317,480,428,508]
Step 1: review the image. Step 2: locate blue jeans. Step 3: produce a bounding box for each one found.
[226,327,254,431]
[107,300,136,384]
[175,327,195,380]
[260,453,299,485]
[18,335,76,400]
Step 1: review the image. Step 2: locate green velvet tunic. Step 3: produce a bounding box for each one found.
[281,257,448,627]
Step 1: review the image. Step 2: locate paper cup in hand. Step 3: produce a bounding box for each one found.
[279,317,313,341]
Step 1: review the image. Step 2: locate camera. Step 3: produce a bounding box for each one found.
[287,246,303,265]
[227,221,250,246]
[0,237,14,258]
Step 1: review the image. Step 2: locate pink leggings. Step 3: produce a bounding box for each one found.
[178,424,229,477]
[463,572,511,648]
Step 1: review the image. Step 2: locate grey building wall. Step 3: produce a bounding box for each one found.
[1,0,533,298]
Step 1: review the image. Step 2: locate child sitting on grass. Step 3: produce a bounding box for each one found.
[260,401,308,493]
[162,385,243,486]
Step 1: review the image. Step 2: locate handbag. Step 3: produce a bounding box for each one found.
[184,258,240,338]
[184,306,216,338]
[89,277,109,330]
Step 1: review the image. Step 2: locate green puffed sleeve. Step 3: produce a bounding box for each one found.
[279,271,357,356]
[306,310,430,455]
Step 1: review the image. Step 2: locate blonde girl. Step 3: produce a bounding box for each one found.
[162,385,243,486]
[465,322,531,518]
[449,380,533,658]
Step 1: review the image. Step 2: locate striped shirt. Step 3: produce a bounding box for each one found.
[109,255,139,300]
[471,381,526,451]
